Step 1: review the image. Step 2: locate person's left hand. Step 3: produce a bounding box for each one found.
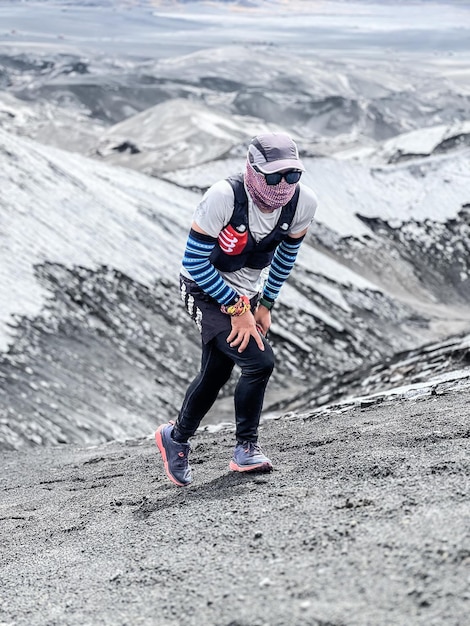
[254,304,271,338]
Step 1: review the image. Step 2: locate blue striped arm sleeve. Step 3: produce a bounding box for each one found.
[182,229,238,305]
[263,236,304,302]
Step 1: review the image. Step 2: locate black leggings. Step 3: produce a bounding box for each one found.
[174,330,275,443]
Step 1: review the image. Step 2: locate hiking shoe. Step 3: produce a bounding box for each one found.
[229,441,273,473]
[155,422,192,487]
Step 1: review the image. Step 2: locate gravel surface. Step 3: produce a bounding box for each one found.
[1,390,469,626]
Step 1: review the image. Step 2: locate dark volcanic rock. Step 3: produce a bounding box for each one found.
[0,264,200,450]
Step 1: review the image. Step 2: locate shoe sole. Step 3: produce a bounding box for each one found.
[229,460,273,473]
[155,426,191,487]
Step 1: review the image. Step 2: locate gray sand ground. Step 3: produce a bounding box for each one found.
[1,390,469,626]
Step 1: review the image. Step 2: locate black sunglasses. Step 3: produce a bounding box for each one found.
[254,166,302,186]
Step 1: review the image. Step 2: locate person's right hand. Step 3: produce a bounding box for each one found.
[226,311,265,353]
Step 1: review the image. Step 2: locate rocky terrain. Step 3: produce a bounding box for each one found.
[1,380,468,626]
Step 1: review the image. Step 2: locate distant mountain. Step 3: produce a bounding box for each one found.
[94,98,276,174]
[2,44,469,162]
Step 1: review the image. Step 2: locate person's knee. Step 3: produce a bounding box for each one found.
[214,331,275,377]
[261,346,275,375]
[246,343,275,377]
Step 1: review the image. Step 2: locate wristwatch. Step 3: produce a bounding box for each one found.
[259,296,274,311]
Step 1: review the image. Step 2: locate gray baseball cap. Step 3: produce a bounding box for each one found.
[247,132,305,174]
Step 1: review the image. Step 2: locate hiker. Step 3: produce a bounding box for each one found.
[156,132,318,486]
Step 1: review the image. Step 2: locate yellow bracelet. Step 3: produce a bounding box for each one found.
[221,295,251,317]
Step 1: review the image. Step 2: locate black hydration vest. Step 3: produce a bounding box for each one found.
[209,173,300,273]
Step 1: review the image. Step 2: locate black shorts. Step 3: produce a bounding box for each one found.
[179,275,259,345]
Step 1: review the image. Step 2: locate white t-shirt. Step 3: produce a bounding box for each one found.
[181,178,318,298]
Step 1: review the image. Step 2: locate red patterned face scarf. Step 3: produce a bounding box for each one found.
[244,160,297,212]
